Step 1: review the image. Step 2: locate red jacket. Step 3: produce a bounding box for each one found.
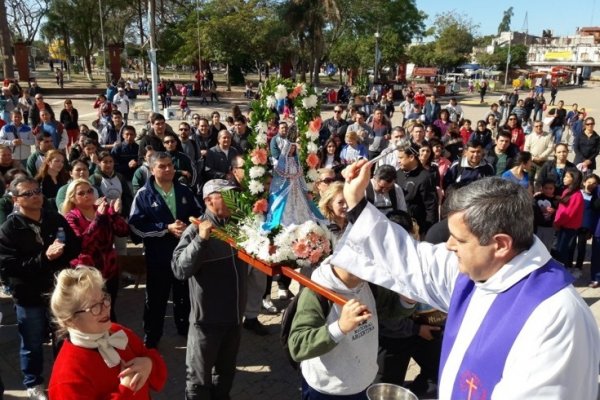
[65,206,129,279]
[49,323,167,399]
[554,190,584,230]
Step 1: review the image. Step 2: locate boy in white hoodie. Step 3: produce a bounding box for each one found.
[288,257,377,399]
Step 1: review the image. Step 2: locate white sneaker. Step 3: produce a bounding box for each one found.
[27,385,48,400]
[277,289,292,300]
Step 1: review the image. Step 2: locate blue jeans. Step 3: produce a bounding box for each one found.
[551,125,564,144]
[15,305,48,388]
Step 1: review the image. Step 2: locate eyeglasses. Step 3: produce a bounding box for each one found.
[74,293,111,316]
[76,188,94,197]
[163,139,176,144]
[14,188,42,198]
[586,122,595,126]
[319,177,335,184]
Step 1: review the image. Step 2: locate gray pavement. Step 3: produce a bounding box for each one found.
[1,83,600,399]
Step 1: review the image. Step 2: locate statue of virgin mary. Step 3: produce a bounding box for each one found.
[262,141,325,232]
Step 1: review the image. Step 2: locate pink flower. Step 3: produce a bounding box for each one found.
[250,148,268,165]
[306,153,320,169]
[293,240,311,258]
[252,199,268,214]
[290,85,303,99]
[308,249,323,264]
[309,117,322,133]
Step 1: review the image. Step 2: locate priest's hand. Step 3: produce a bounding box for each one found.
[196,218,214,241]
[341,159,372,209]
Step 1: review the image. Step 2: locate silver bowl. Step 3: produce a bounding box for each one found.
[366,383,418,400]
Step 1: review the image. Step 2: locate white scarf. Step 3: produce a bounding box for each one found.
[68,328,128,368]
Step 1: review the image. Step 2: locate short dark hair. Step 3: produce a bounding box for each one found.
[374,164,397,182]
[466,139,483,149]
[150,113,165,123]
[111,110,122,117]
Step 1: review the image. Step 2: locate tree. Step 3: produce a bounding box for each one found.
[6,0,49,43]
[497,7,513,35]
[0,0,14,78]
[430,12,477,69]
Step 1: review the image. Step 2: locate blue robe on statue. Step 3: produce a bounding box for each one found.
[262,142,325,232]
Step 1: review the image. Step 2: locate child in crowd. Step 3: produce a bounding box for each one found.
[459,119,473,144]
[288,258,377,399]
[574,174,600,278]
[179,96,191,120]
[533,180,558,251]
[553,168,584,275]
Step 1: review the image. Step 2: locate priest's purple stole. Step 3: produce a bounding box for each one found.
[439,259,574,399]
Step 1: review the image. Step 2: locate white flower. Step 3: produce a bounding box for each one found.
[306,142,318,153]
[255,132,268,146]
[266,95,277,109]
[274,85,288,100]
[300,83,307,96]
[302,94,318,109]
[249,166,266,179]
[306,130,319,141]
[256,121,268,134]
[248,180,265,195]
[306,168,319,182]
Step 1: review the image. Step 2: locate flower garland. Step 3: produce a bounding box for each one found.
[220,77,331,268]
[245,78,321,206]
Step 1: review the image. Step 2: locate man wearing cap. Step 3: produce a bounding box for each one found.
[112,87,131,125]
[172,179,248,400]
[129,151,202,348]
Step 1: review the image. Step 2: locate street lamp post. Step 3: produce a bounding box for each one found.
[98,0,108,83]
[374,30,381,83]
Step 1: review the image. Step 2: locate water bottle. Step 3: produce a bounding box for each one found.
[56,227,66,243]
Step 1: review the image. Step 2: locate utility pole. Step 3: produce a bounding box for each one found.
[504,31,512,88]
[148,0,159,112]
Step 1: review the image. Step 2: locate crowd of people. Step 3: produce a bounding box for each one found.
[0,76,598,400]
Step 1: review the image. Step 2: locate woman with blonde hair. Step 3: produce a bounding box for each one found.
[49,266,166,398]
[318,182,348,243]
[35,149,69,209]
[62,178,129,320]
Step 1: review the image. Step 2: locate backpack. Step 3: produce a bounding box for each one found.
[280,287,331,370]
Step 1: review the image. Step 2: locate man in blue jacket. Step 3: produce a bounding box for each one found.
[129,152,202,348]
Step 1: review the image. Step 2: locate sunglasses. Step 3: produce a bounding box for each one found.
[334,110,342,113]
[319,177,336,184]
[14,188,42,197]
[76,188,94,197]
[586,123,595,126]
[163,139,176,144]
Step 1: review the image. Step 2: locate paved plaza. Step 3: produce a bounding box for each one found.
[0,81,599,398]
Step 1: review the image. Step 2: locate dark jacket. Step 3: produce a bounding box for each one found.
[111,141,140,181]
[537,160,576,193]
[29,102,55,127]
[171,210,247,325]
[128,177,201,266]
[204,145,239,180]
[573,131,600,170]
[0,210,80,306]
[396,165,438,234]
[443,158,495,190]
[484,145,519,175]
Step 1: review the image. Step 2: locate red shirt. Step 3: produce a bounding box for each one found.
[49,323,167,399]
[414,92,426,107]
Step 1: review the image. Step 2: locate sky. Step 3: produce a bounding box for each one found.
[416,0,598,38]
